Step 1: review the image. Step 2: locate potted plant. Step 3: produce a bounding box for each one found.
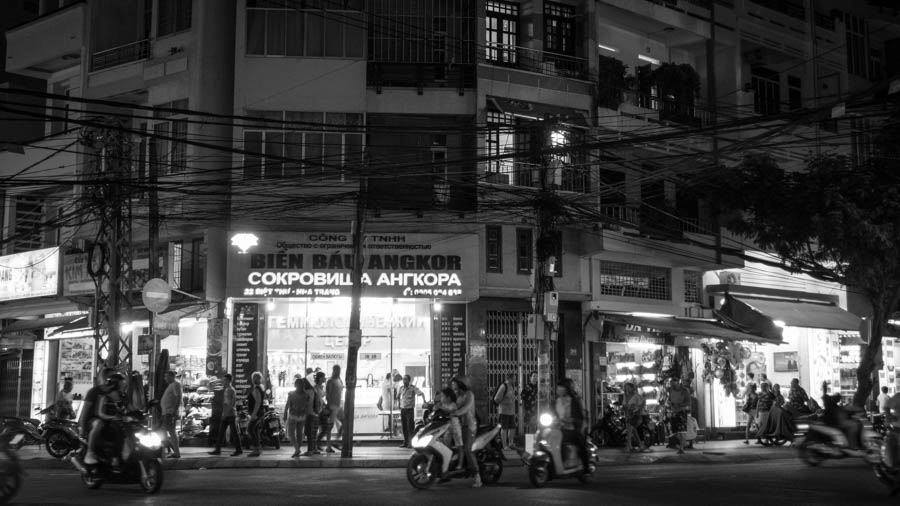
[650,62,701,125]
[597,55,629,110]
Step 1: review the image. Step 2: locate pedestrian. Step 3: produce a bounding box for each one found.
[666,377,691,454]
[755,381,776,442]
[554,378,590,473]
[451,376,482,488]
[787,378,810,415]
[879,386,892,415]
[209,373,242,456]
[398,374,426,448]
[284,377,310,458]
[437,387,461,447]
[161,370,182,459]
[521,371,538,433]
[246,371,266,457]
[303,371,325,456]
[742,383,759,445]
[378,372,395,434]
[623,382,648,452]
[55,377,76,420]
[320,365,344,453]
[773,383,785,408]
[493,373,517,450]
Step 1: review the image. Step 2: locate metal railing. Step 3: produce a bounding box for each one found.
[91,39,150,72]
[621,90,710,127]
[483,44,589,80]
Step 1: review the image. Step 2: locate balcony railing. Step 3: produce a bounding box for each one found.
[621,90,710,127]
[91,39,150,72]
[483,44,589,80]
[749,0,806,21]
[600,204,715,235]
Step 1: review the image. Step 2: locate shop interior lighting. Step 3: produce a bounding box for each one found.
[616,362,637,368]
[627,342,662,350]
[433,301,443,312]
[642,361,656,368]
[642,373,656,380]
[630,312,671,318]
[638,54,660,65]
[266,298,276,311]
[641,386,656,393]
[597,43,618,53]
[773,320,787,328]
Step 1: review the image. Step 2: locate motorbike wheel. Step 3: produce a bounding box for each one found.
[479,451,504,485]
[45,431,73,459]
[81,471,104,490]
[0,469,21,504]
[529,462,549,488]
[797,440,825,467]
[406,453,436,490]
[140,459,164,494]
[272,431,281,450]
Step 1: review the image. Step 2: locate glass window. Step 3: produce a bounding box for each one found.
[600,261,671,300]
[486,225,503,273]
[751,66,780,115]
[684,270,702,304]
[516,227,533,274]
[486,1,518,65]
[544,2,575,56]
[485,111,516,184]
[158,0,192,37]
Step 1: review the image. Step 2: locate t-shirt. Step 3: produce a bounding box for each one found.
[326,377,344,408]
[756,391,776,411]
[788,386,809,410]
[879,393,892,412]
[398,384,422,410]
[494,382,516,415]
[285,388,310,418]
[161,380,183,416]
[222,384,237,418]
[56,389,75,419]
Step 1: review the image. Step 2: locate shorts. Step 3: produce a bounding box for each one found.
[327,406,343,425]
[670,411,688,433]
[499,414,516,429]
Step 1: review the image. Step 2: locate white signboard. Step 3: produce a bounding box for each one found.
[0,247,59,302]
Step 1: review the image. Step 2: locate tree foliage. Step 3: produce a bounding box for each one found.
[695,104,900,406]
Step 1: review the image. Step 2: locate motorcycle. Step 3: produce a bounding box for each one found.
[413,401,436,434]
[873,423,900,495]
[237,404,283,450]
[36,407,81,459]
[406,410,504,489]
[0,431,24,504]
[67,411,165,494]
[795,412,881,466]
[0,415,43,450]
[589,403,627,447]
[523,413,599,488]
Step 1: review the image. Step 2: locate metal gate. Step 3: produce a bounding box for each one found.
[485,311,555,426]
[0,350,33,417]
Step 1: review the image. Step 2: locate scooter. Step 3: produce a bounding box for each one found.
[413,401,435,434]
[406,410,504,489]
[795,413,880,466]
[37,407,81,459]
[67,412,165,494]
[523,413,599,488]
[0,415,43,450]
[0,431,25,504]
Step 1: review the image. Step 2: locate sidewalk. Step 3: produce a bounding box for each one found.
[16,439,798,471]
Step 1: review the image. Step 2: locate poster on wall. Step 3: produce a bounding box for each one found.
[207,317,226,377]
[438,304,466,389]
[774,352,799,372]
[58,338,94,395]
[232,303,260,400]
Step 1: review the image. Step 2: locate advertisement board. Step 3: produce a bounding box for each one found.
[0,247,59,301]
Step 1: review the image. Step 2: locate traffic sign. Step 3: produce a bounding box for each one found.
[142,278,171,313]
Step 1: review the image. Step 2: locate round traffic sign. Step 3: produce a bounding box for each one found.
[142,278,172,313]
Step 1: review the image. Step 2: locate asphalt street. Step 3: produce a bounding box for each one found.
[9,458,894,505]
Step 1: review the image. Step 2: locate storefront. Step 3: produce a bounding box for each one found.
[225,231,478,435]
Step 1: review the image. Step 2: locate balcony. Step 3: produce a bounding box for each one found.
[600,204,715,235]
[91,39,151,72]
[482,44,589,81]
[5,2,85,76]
[621,91,709,127]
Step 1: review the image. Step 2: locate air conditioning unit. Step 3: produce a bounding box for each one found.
[717,272,741,285]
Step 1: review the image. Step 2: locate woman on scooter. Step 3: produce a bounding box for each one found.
[555,378,590,474]
[450,376,482,488]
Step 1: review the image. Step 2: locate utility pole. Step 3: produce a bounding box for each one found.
[82,117,134,375]
[148,138,160,399]
[341,175,367,458]
[533,121,558,419]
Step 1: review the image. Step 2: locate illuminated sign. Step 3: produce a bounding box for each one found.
[226,232,478,300]
[63,253,93,296]
[0,247,59,302]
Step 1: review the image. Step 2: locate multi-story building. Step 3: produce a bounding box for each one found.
[0,0,897,437]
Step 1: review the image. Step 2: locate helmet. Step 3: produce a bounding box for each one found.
[105,372,125,385]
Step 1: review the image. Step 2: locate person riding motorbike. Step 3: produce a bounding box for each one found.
[554,378,590,474]
[82,371,129,465]
[820,381,862,451]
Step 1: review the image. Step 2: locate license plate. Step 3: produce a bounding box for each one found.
[268,421,279,429]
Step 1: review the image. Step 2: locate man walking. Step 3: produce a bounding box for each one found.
[209,373,242,456]
[398,374,425,448]
[493,373,517,450]
[161,370,183,459]
[321,365,344,453]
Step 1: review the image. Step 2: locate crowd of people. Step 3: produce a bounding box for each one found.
[741,373,819,445]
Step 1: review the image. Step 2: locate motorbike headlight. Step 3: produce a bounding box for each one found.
[137,431,163,449]
[411,434,433,449]
[539,413,554,427]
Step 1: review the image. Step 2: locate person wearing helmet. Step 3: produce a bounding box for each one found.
[82,370,128,465]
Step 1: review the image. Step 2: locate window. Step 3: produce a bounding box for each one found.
[49,82,71,136]
[158,0,192,37]
[369,0,475,65]
[843,12,867,78]
[431,135,449,205]
[12,195,45,253]
[549,128,588,193]
[544,2,575,56]
[683,270,702,304]
[246,0,364,57]
[486,1,518,66]
[516,227,533,274]
[751,66,780,115]
[485,111,516,184]
[548,231,562,277]
[599,261,671,300]
[149,99,189,176]
[850,118,872,170]
[243,110,364,181]
[486,225,502,273]
[787,75,802,111]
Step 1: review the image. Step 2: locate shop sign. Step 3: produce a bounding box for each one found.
[152,312,180,337]
[438,304,466,388]
[206,318,226,377]
[138,334,154,354]
[226,232,478,300]
[0,247,59,302]
[600,321,673,346]
[311,352,344,361]
[360,353,382,361]
[63,253,94,296]
[232,303,261,399]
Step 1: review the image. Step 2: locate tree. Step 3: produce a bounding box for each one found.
[695,104,900,407]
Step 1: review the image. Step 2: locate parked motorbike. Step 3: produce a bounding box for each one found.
[236,404,283,449]
[0,432,25,504]
[589,403,627,448]
[795,413,880,466]
[523,413,599,488]
[36,407,81,459]
[67,411,165,494]
[406,410,504,489]
[0,415,43,450]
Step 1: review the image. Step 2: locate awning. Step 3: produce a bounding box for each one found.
[487,96,590,129]
[0,314,85,335]
[594,312,783,345]
[724,295,861,331]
